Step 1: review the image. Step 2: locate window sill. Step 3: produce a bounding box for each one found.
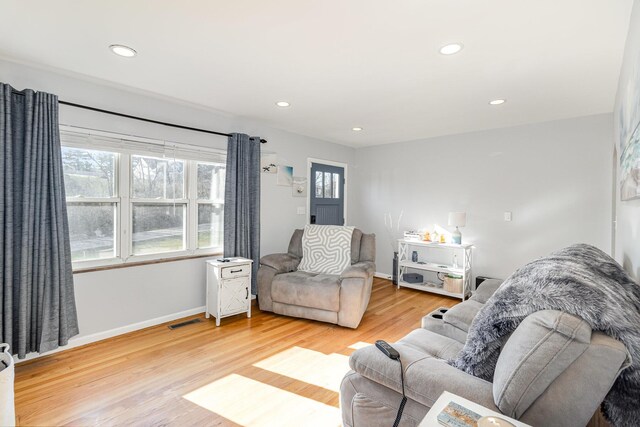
[73,252,223,274]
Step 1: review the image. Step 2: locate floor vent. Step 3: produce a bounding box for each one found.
[168,318,202,330]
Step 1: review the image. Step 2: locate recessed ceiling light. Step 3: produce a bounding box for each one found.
[275,101,290,107]
[352,127,363,131]
[439,43,464,55]
[109,44,137,58]
[489,99,506,105]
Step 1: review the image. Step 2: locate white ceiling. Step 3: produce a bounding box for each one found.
[0,0,634,147]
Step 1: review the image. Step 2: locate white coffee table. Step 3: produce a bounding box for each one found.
[419,391,531,427]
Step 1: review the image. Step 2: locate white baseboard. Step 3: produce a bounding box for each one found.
[15,306,206,364]
[374,272,392,280]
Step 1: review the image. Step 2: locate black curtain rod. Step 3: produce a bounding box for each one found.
[10,89,267,143]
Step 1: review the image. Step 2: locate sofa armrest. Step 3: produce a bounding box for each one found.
[340,261,375,280]
[350,344,496,410]
[259,253,300,274]
[338,269,374,328]
[493,310,602,420]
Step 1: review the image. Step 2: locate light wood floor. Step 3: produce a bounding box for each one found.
[14,278,458,426]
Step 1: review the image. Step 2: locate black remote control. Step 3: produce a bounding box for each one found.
[375,340,400,360]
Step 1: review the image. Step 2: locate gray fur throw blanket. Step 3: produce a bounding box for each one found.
[451,244,640,427]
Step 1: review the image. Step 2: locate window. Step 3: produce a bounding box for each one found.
[314,171,340,199]
[60,129,226,269]
[315,171,323,197]
[131,156,186,255]
[62,147,118,262]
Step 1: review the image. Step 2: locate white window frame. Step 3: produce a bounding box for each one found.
[60,126,226,271]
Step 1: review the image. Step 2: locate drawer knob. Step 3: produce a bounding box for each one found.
[230,269,242,273]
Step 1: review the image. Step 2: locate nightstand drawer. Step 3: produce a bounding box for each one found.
[221,264,250,279]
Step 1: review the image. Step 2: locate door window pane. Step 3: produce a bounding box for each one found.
[197,163,225,200]
[333,173,340,199]
[198,204,224,249]
[67,202,116,261]
[315,171,323,198]
[132,203,185,255]
[131,156,184,199]
[324,172,332,198]
[62,147,116,197]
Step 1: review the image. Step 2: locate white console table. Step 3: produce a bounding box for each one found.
[397,239,472,300]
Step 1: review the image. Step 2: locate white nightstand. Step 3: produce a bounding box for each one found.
[419,391,530,427]
[206,258,253,326]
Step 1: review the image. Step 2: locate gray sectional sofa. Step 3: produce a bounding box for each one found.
[257,228,376,328]
[340,279,630,427]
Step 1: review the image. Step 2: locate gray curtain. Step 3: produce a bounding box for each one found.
[0,83,79,358]
[224,133,261,294]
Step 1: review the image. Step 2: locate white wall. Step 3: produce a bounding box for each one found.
[614,0,640,281]
[351,114,614,280]
[0,58,355,345]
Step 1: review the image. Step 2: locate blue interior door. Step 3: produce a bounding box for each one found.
[310,163,345,225]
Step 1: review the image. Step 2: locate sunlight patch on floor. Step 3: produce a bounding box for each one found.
[253,346,350,393]
[183,373,341,427]
[347,341,372,350]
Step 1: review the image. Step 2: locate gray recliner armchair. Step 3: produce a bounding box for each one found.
[257,228,376,328]
[340,280,631,427]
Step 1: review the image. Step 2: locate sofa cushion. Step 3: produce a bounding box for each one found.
[271,271,340,311]
[298,225,355,275]
[443,299,484,333]
[399,328,464,361]
[421,314,469,344]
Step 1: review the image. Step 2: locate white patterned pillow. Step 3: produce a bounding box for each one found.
[298,225,355,275]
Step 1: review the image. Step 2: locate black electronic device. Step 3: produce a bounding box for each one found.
[392,253,398,285]
[375,340,400,360]
[217,258,231,263]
